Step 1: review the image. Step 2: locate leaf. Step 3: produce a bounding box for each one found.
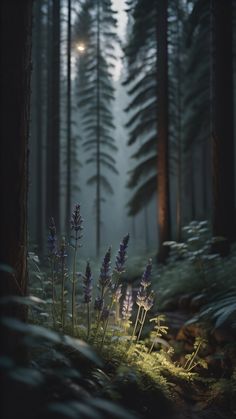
[9,368,44,387]
[1,317,61,343]
[62,335,102,367]
[0,295,46,309]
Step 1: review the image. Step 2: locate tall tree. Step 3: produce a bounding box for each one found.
[183,0,211,223]
[211,0,235,243]
[0,0,32,328]
[75,0,118,256]
[46,0,61,228]
[35,0,44,252]
[156,0,171,261]
[65,0,72,234]
[124,0,158,216]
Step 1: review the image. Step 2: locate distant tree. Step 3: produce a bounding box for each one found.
[46,0,61,228]
[124,0,157,216]
[211,0,235,244]
[34,0,44,252]
[75,0,118,256]
[124,0,171,261]
[0,0,32,335]
[156,0,171,262]
[65,0,72,234]
[182,0,211,222]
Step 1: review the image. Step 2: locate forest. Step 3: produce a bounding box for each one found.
[0,0,236,418]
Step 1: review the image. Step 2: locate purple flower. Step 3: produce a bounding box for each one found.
[143,291,155,312]
[140,258,152,289]
[99,247,112,294]
[71,204,83,243]
[48,217,57,255]
[94,296,104,312]
[115,234,130,273]
[114,284,122,303]
[83,261,93,304]
[136,287,147,308]
[122,286,133,322]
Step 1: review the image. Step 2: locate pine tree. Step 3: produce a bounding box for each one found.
[75,0,118,256]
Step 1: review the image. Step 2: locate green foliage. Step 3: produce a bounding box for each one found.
[184,336,208,372]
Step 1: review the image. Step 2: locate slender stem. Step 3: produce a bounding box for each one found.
[149,320,160,354]
[72,241,77,332]
[51,257,56,326]
[130,305,141,344]
[87,303,90,339]
[185,341,202,371]
[61,258,65,330]
[93,310,102,343]
[137,310,147,342]
[100,299,113,349]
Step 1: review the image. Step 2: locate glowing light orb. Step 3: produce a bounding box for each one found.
[77,43,85,52]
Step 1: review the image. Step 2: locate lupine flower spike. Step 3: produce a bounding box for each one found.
[99,247,112,297]
[137,290,155,342]
[115,234,130,274]
[122,286,133,332]
[70,204,83,331]
[131,259,152,344]
[100,235,129,349]
[140,258,152,289]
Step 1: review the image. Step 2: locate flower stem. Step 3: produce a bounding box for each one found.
[130,305,141,344]
[72,243,77,332]
[137,310,147,342]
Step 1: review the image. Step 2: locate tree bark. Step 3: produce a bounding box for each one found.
[46,0,60,229]
[65,0,72,234]
[0,0,32,359]
[35,0,43,253]
[211,0,235,245]
[157,0,171,262]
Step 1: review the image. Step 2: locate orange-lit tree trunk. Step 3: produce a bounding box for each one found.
[211,0,235,246]
[157,0,171,262]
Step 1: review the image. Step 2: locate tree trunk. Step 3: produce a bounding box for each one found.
[157,0,171,262]
[46,0,60,229]
[65,0,71,234]
[0,0,32,344]
[211,0,235,246]
[35,0,43,253]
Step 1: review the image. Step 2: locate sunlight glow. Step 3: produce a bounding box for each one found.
[77,43,85,52]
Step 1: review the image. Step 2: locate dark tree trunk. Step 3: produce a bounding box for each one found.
[211,0,235,245]
[35,0,43,253]
[65,0,71,234]
[0,0,32,353]
[176,1,182,242]
[157,0,171,262]
[46,0,60,229]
